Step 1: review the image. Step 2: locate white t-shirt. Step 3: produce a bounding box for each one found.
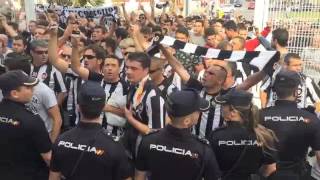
[26,82,58,132]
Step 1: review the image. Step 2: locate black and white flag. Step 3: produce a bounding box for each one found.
[148,36,280,74]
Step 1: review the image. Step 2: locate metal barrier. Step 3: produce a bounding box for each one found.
[268,0,320,83]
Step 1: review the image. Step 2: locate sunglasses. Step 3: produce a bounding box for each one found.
[61,53,71,59]
[34,50,48,55]
[83,55,96,59]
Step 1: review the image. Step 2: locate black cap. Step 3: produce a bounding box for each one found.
[166,89,210,117]
[0,70,38,94]
[4,52,30,64]
[274,70,301,88]
[214,88,253,107]
[78,81,106,107]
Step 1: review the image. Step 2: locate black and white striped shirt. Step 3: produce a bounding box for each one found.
[63,68,82,124]
[127,77,166,129]
[126,76,166,157]
[31,64,66,93]
[261,73,320,109]
[186,78,224,138]
[158,73,182,99]
[234,62,262,108]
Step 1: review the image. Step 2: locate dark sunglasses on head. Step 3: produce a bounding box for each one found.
[149,68,162,74]
[124,52,133,56]
[61,54,71,59]
[83,55,96,60]
[34,50,48,55]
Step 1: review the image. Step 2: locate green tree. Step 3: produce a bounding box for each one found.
[48,0,105,6]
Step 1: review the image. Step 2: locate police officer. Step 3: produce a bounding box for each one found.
[49,81,132,180]
[260,70,320,180]
[209,89,277,180]
[135,89,221,180]
[0,70,52,180]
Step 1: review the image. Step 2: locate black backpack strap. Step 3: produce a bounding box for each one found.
[67,129,102,179]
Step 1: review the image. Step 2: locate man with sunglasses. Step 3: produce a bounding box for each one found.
[71,38,105,83]
[30,40,67,107]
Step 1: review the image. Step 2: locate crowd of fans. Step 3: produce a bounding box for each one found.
[0,1,320,180]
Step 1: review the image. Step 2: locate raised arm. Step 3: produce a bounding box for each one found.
[121,3,130,25]
[129,24,144,52]
[0,15,17,38]
[139,3,156,26]
[237,70,267,91]
[159,45,190,84]
[48,24,69,73]
[150,0,155,20]
[105,21,116,38]
[70,36,90,80]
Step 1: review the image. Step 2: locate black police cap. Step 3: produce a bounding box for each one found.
[78,81,106,107]
[0,70,38,95]
[166,89,210,117]
[274,70,301,88]
[214,88,253,107]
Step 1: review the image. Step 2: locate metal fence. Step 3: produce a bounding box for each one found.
[268,0,320,83]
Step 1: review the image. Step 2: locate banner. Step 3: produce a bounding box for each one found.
[35,4,119,19]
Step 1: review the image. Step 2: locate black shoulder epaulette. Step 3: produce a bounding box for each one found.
[195,136,210,145]
[144,129,160,136]
[25,106,39,116]
[101,128,120,142]
[211,126,227,134]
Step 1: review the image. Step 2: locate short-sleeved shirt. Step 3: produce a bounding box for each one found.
[88,70,104,83]
[31,64,67,94]
[157,73,182,99]
[209,122,275,179]
[136,125,221,180]
[261,74,320,109]
[127,78,166,129]
[26,82,58,132]
[260,100,320,162]
[0,99,51,180]
[50,122,132,180]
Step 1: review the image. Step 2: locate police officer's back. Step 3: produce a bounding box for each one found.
[0,70,52,180]
[260,70,320,180]
[209,89,277,180]
[135,89,221,180]
[49,81,132,180]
